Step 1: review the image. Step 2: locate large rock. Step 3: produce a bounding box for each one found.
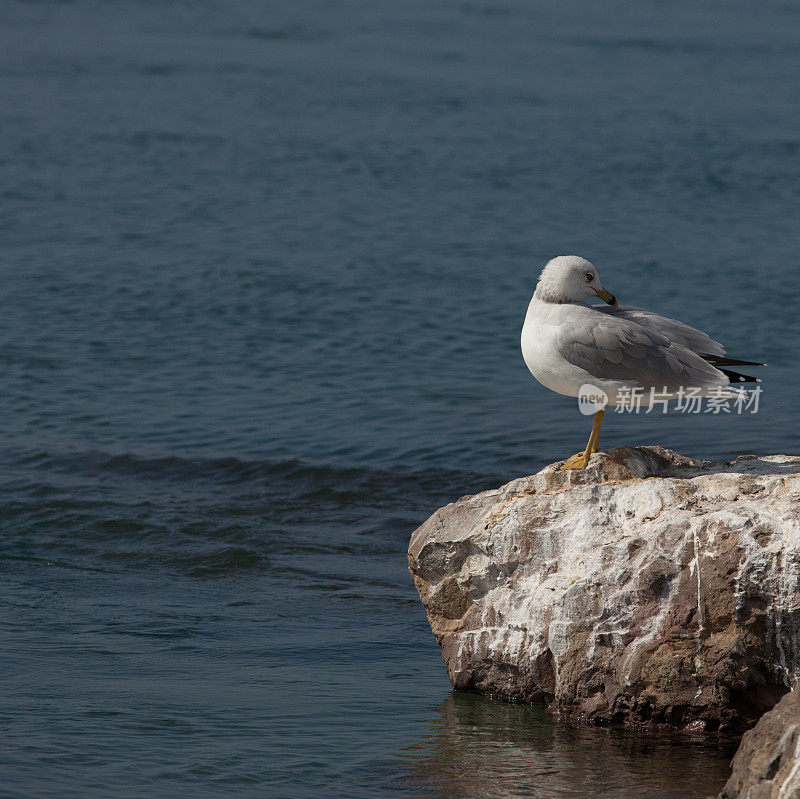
[721,689,800,798]
[408,447,800,731]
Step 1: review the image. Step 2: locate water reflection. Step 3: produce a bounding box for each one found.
[401,692,737,799]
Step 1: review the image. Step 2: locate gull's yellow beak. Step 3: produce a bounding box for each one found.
[596,288,618,308]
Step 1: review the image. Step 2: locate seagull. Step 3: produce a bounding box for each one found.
[521,255,764,470]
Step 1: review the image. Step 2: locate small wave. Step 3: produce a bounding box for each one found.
[564,36,797,56]
[123,130,227,149]
[180,546,266,577]
[16,449,495,501]
[244,24,330,43]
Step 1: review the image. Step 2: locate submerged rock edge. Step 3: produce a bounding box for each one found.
[720,688,800,799]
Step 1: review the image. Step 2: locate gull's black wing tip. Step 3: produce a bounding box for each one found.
[702,355,767,368]
[719,367,762,384]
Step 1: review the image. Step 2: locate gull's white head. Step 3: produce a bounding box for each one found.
[534,255,617,307]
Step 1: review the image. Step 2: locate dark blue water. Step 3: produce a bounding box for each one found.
[2,0,798,796]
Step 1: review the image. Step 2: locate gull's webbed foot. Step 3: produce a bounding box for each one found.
[560,451,591,470]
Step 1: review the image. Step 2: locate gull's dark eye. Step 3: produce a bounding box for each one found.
[585,272,594,282]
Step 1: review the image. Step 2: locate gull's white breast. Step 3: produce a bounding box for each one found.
[520,295,594,398]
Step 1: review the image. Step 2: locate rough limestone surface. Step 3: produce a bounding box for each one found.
[721,689,800,798]
[408,446,800,731]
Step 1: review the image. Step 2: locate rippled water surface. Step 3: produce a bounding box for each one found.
[2,0,798,796]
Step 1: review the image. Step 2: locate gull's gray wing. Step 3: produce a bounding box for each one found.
[595,305,725,357]
[557,309,727,390]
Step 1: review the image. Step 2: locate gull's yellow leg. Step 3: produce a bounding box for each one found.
[560,410,605,470]
[586,408,604,456]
